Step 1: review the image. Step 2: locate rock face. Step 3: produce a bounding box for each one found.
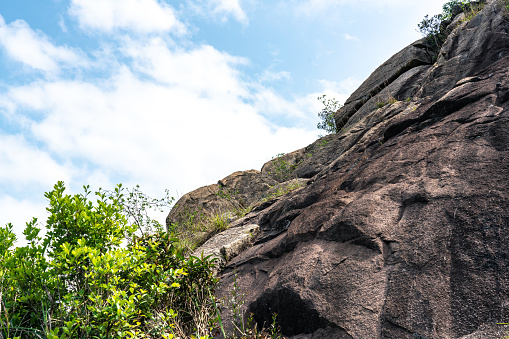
[191,222,260,274]
[166,170,278,229]
[177,1,509,338]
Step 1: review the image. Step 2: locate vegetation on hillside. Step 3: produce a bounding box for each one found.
[316,95,341,135]
[418,0,486,58]
[0,182,284,339]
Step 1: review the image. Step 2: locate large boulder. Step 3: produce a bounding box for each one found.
[213,1,509,338]
[261,134,337,181]
[166,170,278,229]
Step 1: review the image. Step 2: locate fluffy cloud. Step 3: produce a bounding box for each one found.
[69,0,185,34]
[189,0,248,24]
[210,0,248,23]
[0,133,72,188]
[0,0,325,244]
[0,36,319,198]
[0,15,87,73]
[122,37,249,98]
[0,195,48,246]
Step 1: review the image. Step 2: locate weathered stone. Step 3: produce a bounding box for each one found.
[261,134,336,181]
[166,170,277,229]
[264,178,309,200]
[335,37,435,129]
[191,223,260,273]
[212,1,509,338]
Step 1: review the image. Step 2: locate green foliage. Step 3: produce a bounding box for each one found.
[262,181,304,202]
[462,1,485,21]
[441,0,468,20]
[417,13,447,56]
[0,181,218,339]
[501,0,509,16]
[44,181,132,256]
[316,95,341,135]
[268,153,299,183]
[100,184,174,238]
[216,186,251,219]
[417,0,478,58]
[207,213,230,234]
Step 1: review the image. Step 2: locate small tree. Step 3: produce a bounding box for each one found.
[0,182,219,339]
[317,95,341,135]
[417,0,474,58]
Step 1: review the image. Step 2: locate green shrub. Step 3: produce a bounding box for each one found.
[268,153,300,183]
[262,181,304,202]
[317,95,341,135]
[418,0,485,59]
[0,182,218,339]
[207,213,230,234]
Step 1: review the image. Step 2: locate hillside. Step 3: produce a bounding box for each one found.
[170,0,509,337]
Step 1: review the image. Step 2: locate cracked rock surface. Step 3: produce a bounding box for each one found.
[175,1,509,337]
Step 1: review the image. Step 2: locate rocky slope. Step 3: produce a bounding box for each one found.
[169,1,509,337]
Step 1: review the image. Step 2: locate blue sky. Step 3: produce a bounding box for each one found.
[0,0,446,244]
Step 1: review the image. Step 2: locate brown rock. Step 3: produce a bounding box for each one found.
[261,134,336,181]
[335,38,434,130]
[191,223,260,274]
[166,170,278,229]
[214,2,509,338]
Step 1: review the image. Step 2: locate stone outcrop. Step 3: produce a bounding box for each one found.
[191,222,260,274]
[173,1,509,338]
[335,38,434,129]
[166,170,278,228]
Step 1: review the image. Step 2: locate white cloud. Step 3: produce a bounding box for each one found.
[0,15,87,73]
[189,0,248,24]
[344,33,358,41]
[0,195,48,247]
[0,133,72,187]
[258,70,291,83]
[122,37,249,98]
[69,0,185,34]
[1,41,318,197]
[212,0,248,23]
[252,88,309,120]
[318,77,361,104]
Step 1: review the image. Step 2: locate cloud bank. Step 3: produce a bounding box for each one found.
[0,0,357,242]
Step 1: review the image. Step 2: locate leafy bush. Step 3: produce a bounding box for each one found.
[216,186,251,219]
[417,13,446,55]
[262,181,304,203]
[206,213,230,234]
[268,153,300,183]
[417,0,481,58]
[0,182,218,339]
[317,95,341,135]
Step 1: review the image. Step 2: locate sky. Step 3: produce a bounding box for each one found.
[0,0,447,244]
